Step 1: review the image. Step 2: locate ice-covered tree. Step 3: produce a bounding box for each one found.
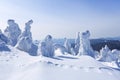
[38,35,54,57]
[100,45,110,57]
[99,45,114,62]
[53,43,67,55]
[0,29,9,44]
[18,20,33,40]
[99,45,120,62]
[0,29,10,51]
[4,19,21,46]
[111,49,120,61]
[16,20,33,53]
[78,30,95,57]
[63,38,71,54]
[116,58,120,68]
[0,29,6,44]
[74,32,80,55]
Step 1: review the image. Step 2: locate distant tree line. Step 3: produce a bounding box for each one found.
[52,38,120,52]
[90,39,120,51]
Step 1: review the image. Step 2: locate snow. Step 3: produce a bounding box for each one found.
[0,46,120,80]
[74,32,80,55]
[16,20,33,52]
[0,30,10,51]
[0,20,120,80]
[0,29,9,44]
[16,20,38,56]
[101,61,119,68]
[99,45,120,63]
[63,38,71,54]
[78,30,95,57]
[4,19,21,46]
[38,35,54,57]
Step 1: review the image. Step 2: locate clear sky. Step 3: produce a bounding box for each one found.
[0,0,120,40]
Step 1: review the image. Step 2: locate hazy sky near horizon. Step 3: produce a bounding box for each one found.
[0,0,120,40]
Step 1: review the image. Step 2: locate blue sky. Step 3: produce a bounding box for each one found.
[0,0,120,40]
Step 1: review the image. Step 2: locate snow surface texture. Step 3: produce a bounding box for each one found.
[0,46,120,80]
[4,19,21,46]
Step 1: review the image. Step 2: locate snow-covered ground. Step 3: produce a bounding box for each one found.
[0,46,120,80]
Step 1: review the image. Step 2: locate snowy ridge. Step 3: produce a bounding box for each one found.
[0,47,120,80]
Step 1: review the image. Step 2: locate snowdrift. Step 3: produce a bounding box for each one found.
[0,47,120,80]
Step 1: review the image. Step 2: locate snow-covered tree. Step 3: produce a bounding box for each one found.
[16,20,33,53]
[0,29,10,51]
[78,30,95,57]
[116,58,120,68]
[0,29,6,45]
[0,29,9,44]
[99,45,120,62]
[4,19,21,46]
[71,47,76,56]
[74,32,80,55]
[18,20,33,40]
[63,38,71,54]
[99,45,112,62]
[53,43,67,55]
[38,35,54,57]
[111,49,120,61]
[100,45,110,57]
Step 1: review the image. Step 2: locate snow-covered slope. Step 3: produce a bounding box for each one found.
[0,46,120,80]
